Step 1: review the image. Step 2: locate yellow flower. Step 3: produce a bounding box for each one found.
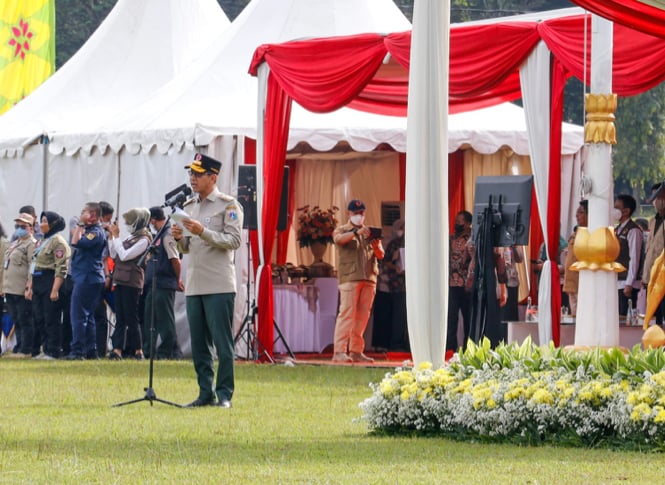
[654,406,665,424]
[532,388,554,405]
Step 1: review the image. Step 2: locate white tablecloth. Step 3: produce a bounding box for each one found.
[273,284,321,353]
[272,279,339,353]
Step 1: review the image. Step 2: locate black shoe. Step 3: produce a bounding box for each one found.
[216,399,232,409]
[184,398,215,408]
[131,353,145,361]
[62,353,84,361]
[108,351,122,360]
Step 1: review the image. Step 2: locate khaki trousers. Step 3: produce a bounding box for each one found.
[334,280,376,354]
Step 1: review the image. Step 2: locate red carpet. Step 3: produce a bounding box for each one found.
[274,351,413,368]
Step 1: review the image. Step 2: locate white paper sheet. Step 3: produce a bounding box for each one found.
[170,207,193,237]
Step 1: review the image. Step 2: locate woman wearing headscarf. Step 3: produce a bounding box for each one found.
[107,208,152,360]
[2,213,37,357]
[27,211,71,359]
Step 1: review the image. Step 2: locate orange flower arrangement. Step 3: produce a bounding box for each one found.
[296,205,339,248]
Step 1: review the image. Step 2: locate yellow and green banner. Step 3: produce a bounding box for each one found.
[0,0,55,114]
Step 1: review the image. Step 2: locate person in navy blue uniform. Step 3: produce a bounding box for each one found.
[65,202,107,360]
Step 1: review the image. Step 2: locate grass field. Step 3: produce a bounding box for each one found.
[0,359,660,484]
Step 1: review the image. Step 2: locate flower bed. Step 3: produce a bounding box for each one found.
[360,338,665,450]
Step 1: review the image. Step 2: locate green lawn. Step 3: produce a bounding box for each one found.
[0,360,658,484]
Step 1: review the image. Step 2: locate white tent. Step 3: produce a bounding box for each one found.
[0,0,230,225]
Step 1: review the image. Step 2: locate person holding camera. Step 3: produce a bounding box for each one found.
[332,199,384,363]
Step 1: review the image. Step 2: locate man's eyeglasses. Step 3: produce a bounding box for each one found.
[189,170,211,178]
[14,224,29,230]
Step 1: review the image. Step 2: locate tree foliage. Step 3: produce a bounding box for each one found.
[613,85,665,200]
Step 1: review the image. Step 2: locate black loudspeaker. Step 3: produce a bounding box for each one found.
[237,165,289,231]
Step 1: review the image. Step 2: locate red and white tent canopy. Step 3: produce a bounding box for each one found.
[249,10,665,360]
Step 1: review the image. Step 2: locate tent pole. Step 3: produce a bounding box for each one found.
[41,135,48,210]
[116,150,122,214]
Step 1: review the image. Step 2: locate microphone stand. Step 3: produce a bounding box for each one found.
[113,212,182,408]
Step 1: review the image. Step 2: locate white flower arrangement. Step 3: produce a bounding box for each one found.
[360,338,665,450]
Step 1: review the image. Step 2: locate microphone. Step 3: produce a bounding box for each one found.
[163,184,192,208]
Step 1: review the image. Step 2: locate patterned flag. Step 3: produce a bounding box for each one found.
[0,0,55,114]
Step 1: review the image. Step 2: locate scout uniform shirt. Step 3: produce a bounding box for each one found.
[177,186,243,296]
[333,222,381,285]
[3,235,36,296]
[32,233,71,279]
[0,236,9,294]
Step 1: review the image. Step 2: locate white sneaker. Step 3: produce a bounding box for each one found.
[33,352,55,360]
[332,352,353,362]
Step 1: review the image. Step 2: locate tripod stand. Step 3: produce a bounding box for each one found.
[114,215,182,408]
[233,236,295,361]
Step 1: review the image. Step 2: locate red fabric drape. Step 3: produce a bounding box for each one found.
[448,151,465,232]
[545,57,568,347]
[570,0,665,40]
[529,188,544,305]
[256,75,293,358]
[251,34,390,114]
[539,16,665,96]
[398,152,406,201]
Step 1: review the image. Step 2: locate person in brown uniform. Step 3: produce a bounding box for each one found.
[172,153,243,408]
[332,199,384,363]
[2,213,36,358]
[27,212,71,359]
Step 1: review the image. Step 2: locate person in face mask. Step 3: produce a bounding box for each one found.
[447,211,474,352]
[613,194,643,318]
[107,207,152,360]
[2,213,37,358]
[331,199,385,363]
[642,182,665,325]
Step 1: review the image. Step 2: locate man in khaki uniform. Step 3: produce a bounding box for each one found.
[643,183,665,324]
[173,153,243,409]
[332,199,384,363]
[3,213,36,357]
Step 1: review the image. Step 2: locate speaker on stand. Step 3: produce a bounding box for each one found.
[234,165,294,360]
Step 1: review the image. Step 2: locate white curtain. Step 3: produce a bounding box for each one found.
[285,152,400,267]
[520,41,554,345]
[405,0,450,367]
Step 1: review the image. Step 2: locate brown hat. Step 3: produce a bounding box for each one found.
[14,212,34,226]
[185,153,221,174]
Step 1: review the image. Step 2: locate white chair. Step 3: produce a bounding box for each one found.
[313,278,339,352]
